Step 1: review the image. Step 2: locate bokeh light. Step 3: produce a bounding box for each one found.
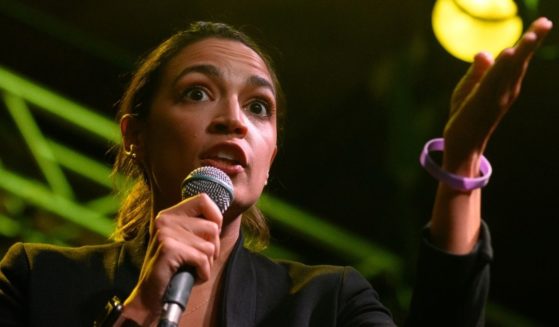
[432,0,523,62]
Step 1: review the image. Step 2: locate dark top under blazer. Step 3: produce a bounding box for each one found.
[0,223,492,326]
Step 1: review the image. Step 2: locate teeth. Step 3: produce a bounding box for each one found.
[216,150,235,161]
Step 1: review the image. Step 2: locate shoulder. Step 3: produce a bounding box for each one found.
[250,251,382,303]
[250,251,367,284]
[1,241,126,280]
[277,258,357,291]
[4,241,124,265]
[242,250,394,325]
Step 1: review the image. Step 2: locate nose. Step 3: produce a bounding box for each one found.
[208,98,248,137]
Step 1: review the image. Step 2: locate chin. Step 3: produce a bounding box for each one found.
[227,191,260,216]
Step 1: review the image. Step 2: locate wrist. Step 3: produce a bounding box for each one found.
[442,154,482,178]
[441,142,484,177]
[120,295,160,327]
[419,138,492,191]
[113,312,141,327]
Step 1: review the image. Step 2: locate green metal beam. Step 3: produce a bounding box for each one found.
[0,167,114,236]
[47,140,119,189]
[3,92,74,199]
[0,66,120,144]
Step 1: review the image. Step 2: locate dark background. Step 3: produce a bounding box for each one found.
[0,0,558,325]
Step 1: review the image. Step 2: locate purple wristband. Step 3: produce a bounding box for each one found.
[419,138,492,191]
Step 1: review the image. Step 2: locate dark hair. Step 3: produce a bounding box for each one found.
[111,21,285,251]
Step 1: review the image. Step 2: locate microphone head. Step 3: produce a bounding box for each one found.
[181,166,234,213]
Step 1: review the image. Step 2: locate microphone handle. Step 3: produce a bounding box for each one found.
[158,266,196,327]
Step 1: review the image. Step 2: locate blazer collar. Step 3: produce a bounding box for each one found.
[219,232,257,327]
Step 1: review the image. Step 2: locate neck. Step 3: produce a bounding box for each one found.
[196,214,240,288]
[219,213,241,250]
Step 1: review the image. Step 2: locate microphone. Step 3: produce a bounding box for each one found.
[158,166,234,327]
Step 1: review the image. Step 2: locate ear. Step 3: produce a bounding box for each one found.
[268,145,278,177]
[120,114,145,159]
[264,146,278,186]
[270,145,278,166]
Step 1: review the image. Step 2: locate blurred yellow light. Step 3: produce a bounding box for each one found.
[432,0,523,62]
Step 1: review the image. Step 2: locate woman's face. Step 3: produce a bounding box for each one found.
[136,38,278,217]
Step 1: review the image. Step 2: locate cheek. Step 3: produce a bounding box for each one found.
[146,120,184,159]
[143,114,201,186]
[254,133,276,180]
[146,107,201,153]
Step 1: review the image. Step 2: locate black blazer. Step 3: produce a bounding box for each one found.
[0,223,492,326]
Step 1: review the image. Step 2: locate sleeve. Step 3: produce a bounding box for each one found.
[337,266,396,327]
[0,242,30,326]
[405,220,493,327]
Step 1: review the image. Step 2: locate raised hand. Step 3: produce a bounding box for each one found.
[429,17,553,254]
[443,17,553,175]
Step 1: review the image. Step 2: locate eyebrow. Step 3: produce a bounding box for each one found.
[247,75,275,95]
[173,64,276,95]
[173,64,221,85]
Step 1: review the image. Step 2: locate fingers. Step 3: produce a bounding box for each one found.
[510,17,552,64]
[151,193,224,281]
[450,52,494,115]
[525,17,553,44]
[154,230,216,281]
[155,212,221,259]
[164,193,223,231]
[442,18,552,167]
[505,17,552,62]
[453,15,552,104]
[474,18,552,108]
[454,15,552,102]
[506,18,553,88]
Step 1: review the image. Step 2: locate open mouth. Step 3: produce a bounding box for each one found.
[212,150,242,165]
[200,143,248,174]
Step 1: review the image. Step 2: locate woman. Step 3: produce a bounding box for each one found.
[0,18,552,326]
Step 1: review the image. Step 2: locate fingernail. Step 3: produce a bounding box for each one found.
[540,17,553,28]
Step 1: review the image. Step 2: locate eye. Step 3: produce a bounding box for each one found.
[247,99,273,118]
[181,86,210,102]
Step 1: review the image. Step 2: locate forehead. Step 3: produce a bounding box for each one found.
[163,38,273,83]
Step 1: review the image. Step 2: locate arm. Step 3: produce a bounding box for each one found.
[406,18,552,326]
[406,221,492,327]
[429,17,553,254]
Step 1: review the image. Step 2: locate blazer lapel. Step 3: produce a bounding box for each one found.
[219,233,257,327]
